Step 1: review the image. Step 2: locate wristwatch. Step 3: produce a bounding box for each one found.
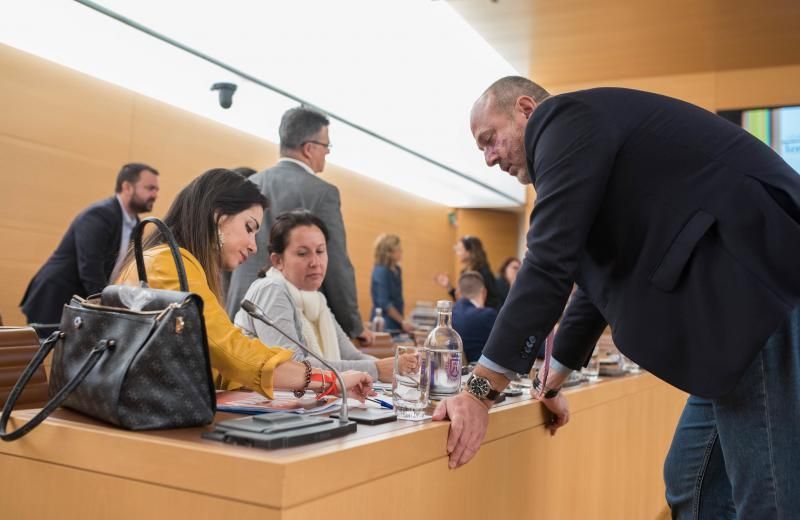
[466,375,501,401]
[532,375,561,399]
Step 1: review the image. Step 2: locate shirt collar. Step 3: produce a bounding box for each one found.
[278,157,315,176]
[116,195,138,226]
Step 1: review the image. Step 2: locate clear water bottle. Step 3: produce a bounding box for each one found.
[371,307,385,332]
[424,300,463,398]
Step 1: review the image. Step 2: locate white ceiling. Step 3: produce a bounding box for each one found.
[1,0,527,207]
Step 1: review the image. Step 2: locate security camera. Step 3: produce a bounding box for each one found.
[211,82,237,109]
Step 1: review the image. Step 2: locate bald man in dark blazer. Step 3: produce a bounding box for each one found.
[434,77,800,519]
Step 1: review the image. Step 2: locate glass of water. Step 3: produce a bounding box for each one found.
[392,345,430,420]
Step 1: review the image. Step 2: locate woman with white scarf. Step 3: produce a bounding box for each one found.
[235,210,395,381]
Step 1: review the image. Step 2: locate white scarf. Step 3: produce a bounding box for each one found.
[266,268,341,362]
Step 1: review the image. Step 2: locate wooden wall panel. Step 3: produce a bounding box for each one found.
[547,64,800,114]
[0,44,132,164]
[715,64,800,110]
[328,170,455,315]
[0,44,454,326]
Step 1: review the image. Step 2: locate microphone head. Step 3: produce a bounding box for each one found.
[241,299,257,314]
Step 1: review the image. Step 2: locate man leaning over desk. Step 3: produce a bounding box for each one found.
[433,76,800,519]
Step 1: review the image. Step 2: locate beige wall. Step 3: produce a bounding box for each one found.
[546,64,800,112]
[0,44,462,326]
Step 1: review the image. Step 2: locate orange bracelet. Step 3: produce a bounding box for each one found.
[310,371,339,400]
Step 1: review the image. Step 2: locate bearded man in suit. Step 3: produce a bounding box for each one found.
[21,163,159,335]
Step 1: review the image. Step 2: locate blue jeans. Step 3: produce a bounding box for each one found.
[664,305,800,519]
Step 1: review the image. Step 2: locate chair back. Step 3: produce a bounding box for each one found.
[0,327,49,409]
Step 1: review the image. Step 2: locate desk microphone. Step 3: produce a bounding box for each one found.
[241,299,352,424]
[203,300,357,449]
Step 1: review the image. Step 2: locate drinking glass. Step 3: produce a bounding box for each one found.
[392,345,430,420]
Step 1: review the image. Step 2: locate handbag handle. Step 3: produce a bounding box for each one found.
[131,217,189,292]
[0,332,112,441]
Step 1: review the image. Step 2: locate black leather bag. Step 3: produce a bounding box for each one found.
[0,218,216,441]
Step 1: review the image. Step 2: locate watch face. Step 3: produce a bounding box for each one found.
[469,376,491,398]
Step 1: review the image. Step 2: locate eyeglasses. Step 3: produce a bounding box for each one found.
[305,140,332,150]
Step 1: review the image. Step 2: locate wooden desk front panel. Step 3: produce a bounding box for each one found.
[0,374,685,519]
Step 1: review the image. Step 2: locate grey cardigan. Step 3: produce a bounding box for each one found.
[234,275,378,378]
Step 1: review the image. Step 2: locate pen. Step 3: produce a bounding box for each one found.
[366,397,394,409]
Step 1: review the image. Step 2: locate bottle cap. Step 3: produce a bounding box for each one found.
[436,300,452,311]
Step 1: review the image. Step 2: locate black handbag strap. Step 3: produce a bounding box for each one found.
[131,217,189,292]
[0,332,112,441]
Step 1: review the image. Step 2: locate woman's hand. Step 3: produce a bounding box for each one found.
[339,370,374,402]
[401,320,416,333]
[434,273,452,290]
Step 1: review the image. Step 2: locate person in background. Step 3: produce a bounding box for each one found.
[235,210,401,382]
[452,271,498,363]
[226,107,373,345]
[371,233,414,333]
[495,257,521,306]
[117,169,372,401]
[20,163,160,336]
[434,235,501,310]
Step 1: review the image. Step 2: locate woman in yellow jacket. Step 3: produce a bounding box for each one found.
[118,168,372,400]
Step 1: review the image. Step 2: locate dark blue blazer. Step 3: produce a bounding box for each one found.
[20,197,125,324]
[483,88,800,398]
[453,298,498,363]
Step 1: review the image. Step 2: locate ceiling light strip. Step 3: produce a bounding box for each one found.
[74,0,523,205]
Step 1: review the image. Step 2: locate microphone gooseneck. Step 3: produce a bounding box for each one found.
[241,299,351,424]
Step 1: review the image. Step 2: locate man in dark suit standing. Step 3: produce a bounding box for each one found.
[433,76,800,518]
[20,163,159,334]
[452,271,498,363]
[226,107,372,344]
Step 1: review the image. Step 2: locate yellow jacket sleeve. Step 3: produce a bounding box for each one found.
[117,246,293,398]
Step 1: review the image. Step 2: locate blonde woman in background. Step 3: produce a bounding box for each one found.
[371,234,414,333]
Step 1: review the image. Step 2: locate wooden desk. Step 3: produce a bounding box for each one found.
[0,373,685,519]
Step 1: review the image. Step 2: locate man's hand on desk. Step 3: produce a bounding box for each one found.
[432,392,489,469]
[535,391,570,436]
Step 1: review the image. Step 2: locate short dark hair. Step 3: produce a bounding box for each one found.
[458,271,486,298]
[279,106,330,154]
[259,210,329,278]
[115,162,159,193]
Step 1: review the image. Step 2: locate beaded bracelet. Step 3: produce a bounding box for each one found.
[293,360,313,398]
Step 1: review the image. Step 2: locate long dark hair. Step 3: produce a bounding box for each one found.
[122,168,267,298]
[257,209,329,277]
[497,256,520,280]
[461,235,490,273]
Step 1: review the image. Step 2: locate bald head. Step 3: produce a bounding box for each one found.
[472,76,550,119]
